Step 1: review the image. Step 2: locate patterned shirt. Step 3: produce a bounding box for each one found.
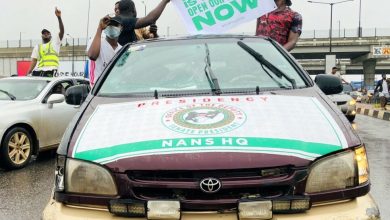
[256,8,302,46]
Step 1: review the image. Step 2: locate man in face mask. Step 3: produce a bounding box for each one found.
[114,1,159,41]
[115,0,170,45]
[87,15,123,87]
[28,7,65,77]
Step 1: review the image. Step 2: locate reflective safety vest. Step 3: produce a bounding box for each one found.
[38,42,59,68]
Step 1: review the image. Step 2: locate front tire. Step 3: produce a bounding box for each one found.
[0,127,33,169]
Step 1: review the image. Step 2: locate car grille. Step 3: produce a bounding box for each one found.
[126,168,300,211]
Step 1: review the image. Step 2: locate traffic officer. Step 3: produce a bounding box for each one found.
[28,7,65,77]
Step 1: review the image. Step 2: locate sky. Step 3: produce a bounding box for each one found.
[0,0,388,41]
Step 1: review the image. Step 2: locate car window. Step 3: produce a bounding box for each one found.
[75,79,91,90]
[0,79,49,100]
[98,39,307,96]
[43,81,73,103]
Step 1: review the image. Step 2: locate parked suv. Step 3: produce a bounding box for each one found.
[43,36,380,220]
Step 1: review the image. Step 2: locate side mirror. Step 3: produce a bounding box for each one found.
[65,85,90,106]
[47,94,65,109]
[315,74,343,95]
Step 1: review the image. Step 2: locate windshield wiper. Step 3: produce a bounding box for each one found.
[237,41,297,89]
[204,43,222,95]
[0,89,16,100]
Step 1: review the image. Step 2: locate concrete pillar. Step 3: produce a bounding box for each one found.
[363,59,377,89]
[325,55,336,74]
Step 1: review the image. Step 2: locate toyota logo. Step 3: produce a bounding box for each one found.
[199,178,222,193]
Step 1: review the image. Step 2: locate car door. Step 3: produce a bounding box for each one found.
[38,80,79,148]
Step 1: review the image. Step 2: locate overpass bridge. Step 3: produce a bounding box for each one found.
[291,36,390,86]
[0,35,389,87]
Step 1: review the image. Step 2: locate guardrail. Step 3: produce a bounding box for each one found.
[0,38,89,48]
[1,28,389,48]
[300,28,390,39]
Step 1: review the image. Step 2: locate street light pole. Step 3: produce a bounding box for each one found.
[86,0,91,44]
[67,34,75,75]
[358,0,362,37]
[308,0,354,53]
[330,3,333,52]
[141,1,146,16]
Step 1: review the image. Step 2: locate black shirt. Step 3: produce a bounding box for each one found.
[118,17,138,46]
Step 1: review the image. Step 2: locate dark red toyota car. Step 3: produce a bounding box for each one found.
[43,36,380,220]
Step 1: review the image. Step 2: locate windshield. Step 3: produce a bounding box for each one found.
[0,79,49,100]
[99,38,307,96]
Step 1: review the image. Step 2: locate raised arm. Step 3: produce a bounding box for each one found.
[88,16,110,61]
[55,7,65,41]
[135,0,170,29]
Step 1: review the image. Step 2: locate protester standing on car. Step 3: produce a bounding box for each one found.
[115,0,169,45]
[115,1,159,41]
[27,8,65,77]
[87,16,123,87]
[374,73,389,110]
[255,0,302,51]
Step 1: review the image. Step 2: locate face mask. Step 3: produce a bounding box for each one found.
[104,26,121,39]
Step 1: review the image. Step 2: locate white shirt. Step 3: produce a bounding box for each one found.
[383,80,389,95]
[87,38,122,86]
[329,72,341,78]
[31,34,62,71]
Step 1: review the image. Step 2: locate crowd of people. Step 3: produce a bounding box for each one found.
[27,0,302,84]
[24,0,390,110]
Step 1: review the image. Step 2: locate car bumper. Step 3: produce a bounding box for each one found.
[42,194,380,220]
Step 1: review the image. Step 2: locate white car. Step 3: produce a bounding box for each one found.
[327,83,357,122]
[0,77,89,169]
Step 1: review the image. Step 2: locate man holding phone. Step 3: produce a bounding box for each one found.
[87,15,123,87]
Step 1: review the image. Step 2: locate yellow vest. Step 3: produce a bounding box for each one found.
[38,42,59,68]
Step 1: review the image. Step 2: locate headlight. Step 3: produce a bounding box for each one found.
[305,146,369,193]
[349,100,356,105]
[65,158,118,196]
[355,146,369,184]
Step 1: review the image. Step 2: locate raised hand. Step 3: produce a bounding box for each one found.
[55,7,62,18]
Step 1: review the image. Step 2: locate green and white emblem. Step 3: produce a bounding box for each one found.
[162,104,247,135]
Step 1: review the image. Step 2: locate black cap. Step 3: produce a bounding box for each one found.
[332,66,339,70]
[286,0,292,6]
[108,16,123,26]
[41,29,51,34]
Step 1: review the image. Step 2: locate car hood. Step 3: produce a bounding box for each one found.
[327,94,353,102]
[70,95,351,171]
[0,100,32,111]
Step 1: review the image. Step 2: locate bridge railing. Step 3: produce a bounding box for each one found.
[0,38,89,48]
[301,28,390,39]
[1,28,390,48]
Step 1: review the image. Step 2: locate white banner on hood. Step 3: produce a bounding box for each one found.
[72,95,349,163]
[172,0,276,34]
